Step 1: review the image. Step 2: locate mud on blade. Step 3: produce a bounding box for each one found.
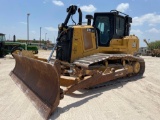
[10,54,61,119]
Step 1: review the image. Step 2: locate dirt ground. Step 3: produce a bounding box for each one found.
[0,50,160,120]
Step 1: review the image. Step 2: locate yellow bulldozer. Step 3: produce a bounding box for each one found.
[10,5,145,119]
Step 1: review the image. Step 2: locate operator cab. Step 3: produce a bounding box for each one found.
[93,10,132,47]
[0,33,6,42]
[0,33,5,57]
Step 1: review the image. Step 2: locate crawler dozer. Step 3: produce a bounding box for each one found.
[10,5,145,119]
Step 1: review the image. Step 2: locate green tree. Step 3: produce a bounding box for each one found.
[148,40,160,49]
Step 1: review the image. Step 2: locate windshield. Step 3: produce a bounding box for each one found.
[0,35,6,41]
[95,16,111,45]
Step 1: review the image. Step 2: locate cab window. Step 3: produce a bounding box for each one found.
[0,35,5,41]
[116,17,125,36]
[95,16,110,45]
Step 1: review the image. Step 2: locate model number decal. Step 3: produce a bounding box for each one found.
[132,42,136,48]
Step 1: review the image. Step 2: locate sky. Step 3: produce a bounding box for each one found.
[0,0,160,47]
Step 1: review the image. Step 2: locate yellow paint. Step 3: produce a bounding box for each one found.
[70,26,139,62]
[70,26,99,62]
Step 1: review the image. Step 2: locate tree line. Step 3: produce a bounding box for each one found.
[148,40,160,49]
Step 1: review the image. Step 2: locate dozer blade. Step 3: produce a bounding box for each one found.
[10,53,61,119]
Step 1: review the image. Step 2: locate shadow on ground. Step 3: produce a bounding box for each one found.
[49,75,144,120]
